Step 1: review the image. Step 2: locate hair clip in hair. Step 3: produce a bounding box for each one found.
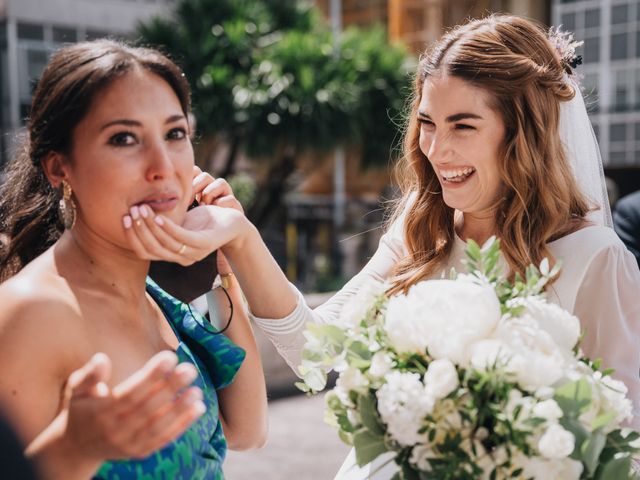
[548,26,584,76]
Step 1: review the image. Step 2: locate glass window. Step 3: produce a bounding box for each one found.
[612,33,628,60]
[17,23,43,41]
[561,13,576,32]
[52,27,77,43]
[593,124,600,142]
[585,9,600,29]
[85,29,111,40]
[609,150,627,164]
[635,122,640,141]
[612,4,629,24]
[610,123,627,142]
[583,37,600,63]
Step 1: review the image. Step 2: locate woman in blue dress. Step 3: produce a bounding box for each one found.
[0,40,267,479]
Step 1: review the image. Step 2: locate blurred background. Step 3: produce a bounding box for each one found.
[0,0,638,478]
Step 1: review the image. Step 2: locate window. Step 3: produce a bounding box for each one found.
[611,33,629,60]
[610,123,627,142]
[612,4,629,25]
[561,13,576,31]
[17,23,43,41]
[634,122,640,141]
[53,27,77,43]
[85,29,111,40]
[583,73,599,112]
[585,9,600,29]
[584,37,600,63]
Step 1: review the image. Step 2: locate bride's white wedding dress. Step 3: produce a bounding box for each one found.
[250,217,640,479]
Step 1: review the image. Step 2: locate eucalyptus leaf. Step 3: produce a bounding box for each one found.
[582,430,606,476]
[358,393,384,436]
[353,429,388,466]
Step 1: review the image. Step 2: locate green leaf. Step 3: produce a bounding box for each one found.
[358,393,384,436]
[295,381,310,393]
[591,411,616,431]
[582,430,606,476]
[353,429,388,466]
[595,454,633,480]
[554,378,592,417]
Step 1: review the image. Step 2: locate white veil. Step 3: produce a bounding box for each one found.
[558,75,613,227]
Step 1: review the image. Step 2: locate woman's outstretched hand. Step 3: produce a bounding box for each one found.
[27,351,205,475]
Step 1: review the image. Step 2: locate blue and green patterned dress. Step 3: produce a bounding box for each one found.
[94,279,245,480]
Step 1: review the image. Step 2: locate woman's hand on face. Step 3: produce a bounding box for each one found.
[124,202,249,267]
[58,351,205,461]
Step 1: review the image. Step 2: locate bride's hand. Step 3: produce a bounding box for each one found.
[191,166,242,272]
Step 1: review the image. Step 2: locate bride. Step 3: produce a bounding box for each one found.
[130,14,639,479]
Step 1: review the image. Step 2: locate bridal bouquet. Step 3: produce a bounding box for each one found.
[297,238,640,479]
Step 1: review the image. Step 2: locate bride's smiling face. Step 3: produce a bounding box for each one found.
[418,74,506,215]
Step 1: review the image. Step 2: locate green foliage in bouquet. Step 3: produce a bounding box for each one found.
[299,238,640,480]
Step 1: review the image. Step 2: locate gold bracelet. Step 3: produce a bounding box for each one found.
[219,272,235,289]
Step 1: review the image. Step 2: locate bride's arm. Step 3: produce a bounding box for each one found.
[244,225,405,374]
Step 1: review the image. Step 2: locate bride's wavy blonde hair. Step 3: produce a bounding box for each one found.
[388,14,592,295]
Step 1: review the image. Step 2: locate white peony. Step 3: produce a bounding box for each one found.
[493,315,567,390]
[385,280,501,364]
[513,296,581,352]
[376,371,435,446]
[533,399,563,423]
[424,358,459,400]
[468,338,513,372]
[598,373,634,425]
[368,351,395,378]
[538,424,575,459]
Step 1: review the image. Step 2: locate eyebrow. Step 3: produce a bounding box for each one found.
[417,111,483,122]
[100,114,186,131]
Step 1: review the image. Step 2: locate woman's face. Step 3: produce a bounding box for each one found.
[65,69,193,247]
[418,74,506,215]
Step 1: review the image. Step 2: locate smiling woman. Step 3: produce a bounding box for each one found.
[0,41,267,480]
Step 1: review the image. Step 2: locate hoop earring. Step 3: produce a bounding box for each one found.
[58,180,76,229]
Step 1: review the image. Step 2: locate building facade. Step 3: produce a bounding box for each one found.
[553,0,640,168]
[0,0,173,164]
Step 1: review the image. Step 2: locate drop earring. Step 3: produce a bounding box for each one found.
[58,180,76,229]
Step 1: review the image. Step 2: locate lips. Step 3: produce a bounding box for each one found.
[440,166,476,184]
[134,192,180,212]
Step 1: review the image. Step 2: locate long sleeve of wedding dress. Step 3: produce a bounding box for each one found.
[569,231,640,429]
[250,224,405,374]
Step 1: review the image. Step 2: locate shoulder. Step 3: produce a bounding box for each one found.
[0,270,82,365]
[549,225,627,261]
[614,191,640,226]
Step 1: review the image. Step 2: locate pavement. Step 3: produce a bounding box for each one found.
[224,393,351,480]
[224,291,351,479]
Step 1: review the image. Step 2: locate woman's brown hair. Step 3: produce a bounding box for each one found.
[388,14,592,295]
[0,40,191,280]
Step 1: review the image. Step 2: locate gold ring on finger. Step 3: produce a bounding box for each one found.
[177,244,187,255]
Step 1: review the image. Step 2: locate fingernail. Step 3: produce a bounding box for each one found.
[130,206,140,219]
[123,216,132,228]
[193,401,206,416]
[154,215,164,226]
[140,205,149,218]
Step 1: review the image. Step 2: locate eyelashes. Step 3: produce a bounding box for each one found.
[107,127,188,147]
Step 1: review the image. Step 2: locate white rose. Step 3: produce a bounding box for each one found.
[533,399,563,423]
[386,280,501,364]
[424,358,459,399]
[336,367,368,393]
[598,373,633,425]
[538,424,575,459]
[376,371,435,446]
[368,351,395,378]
